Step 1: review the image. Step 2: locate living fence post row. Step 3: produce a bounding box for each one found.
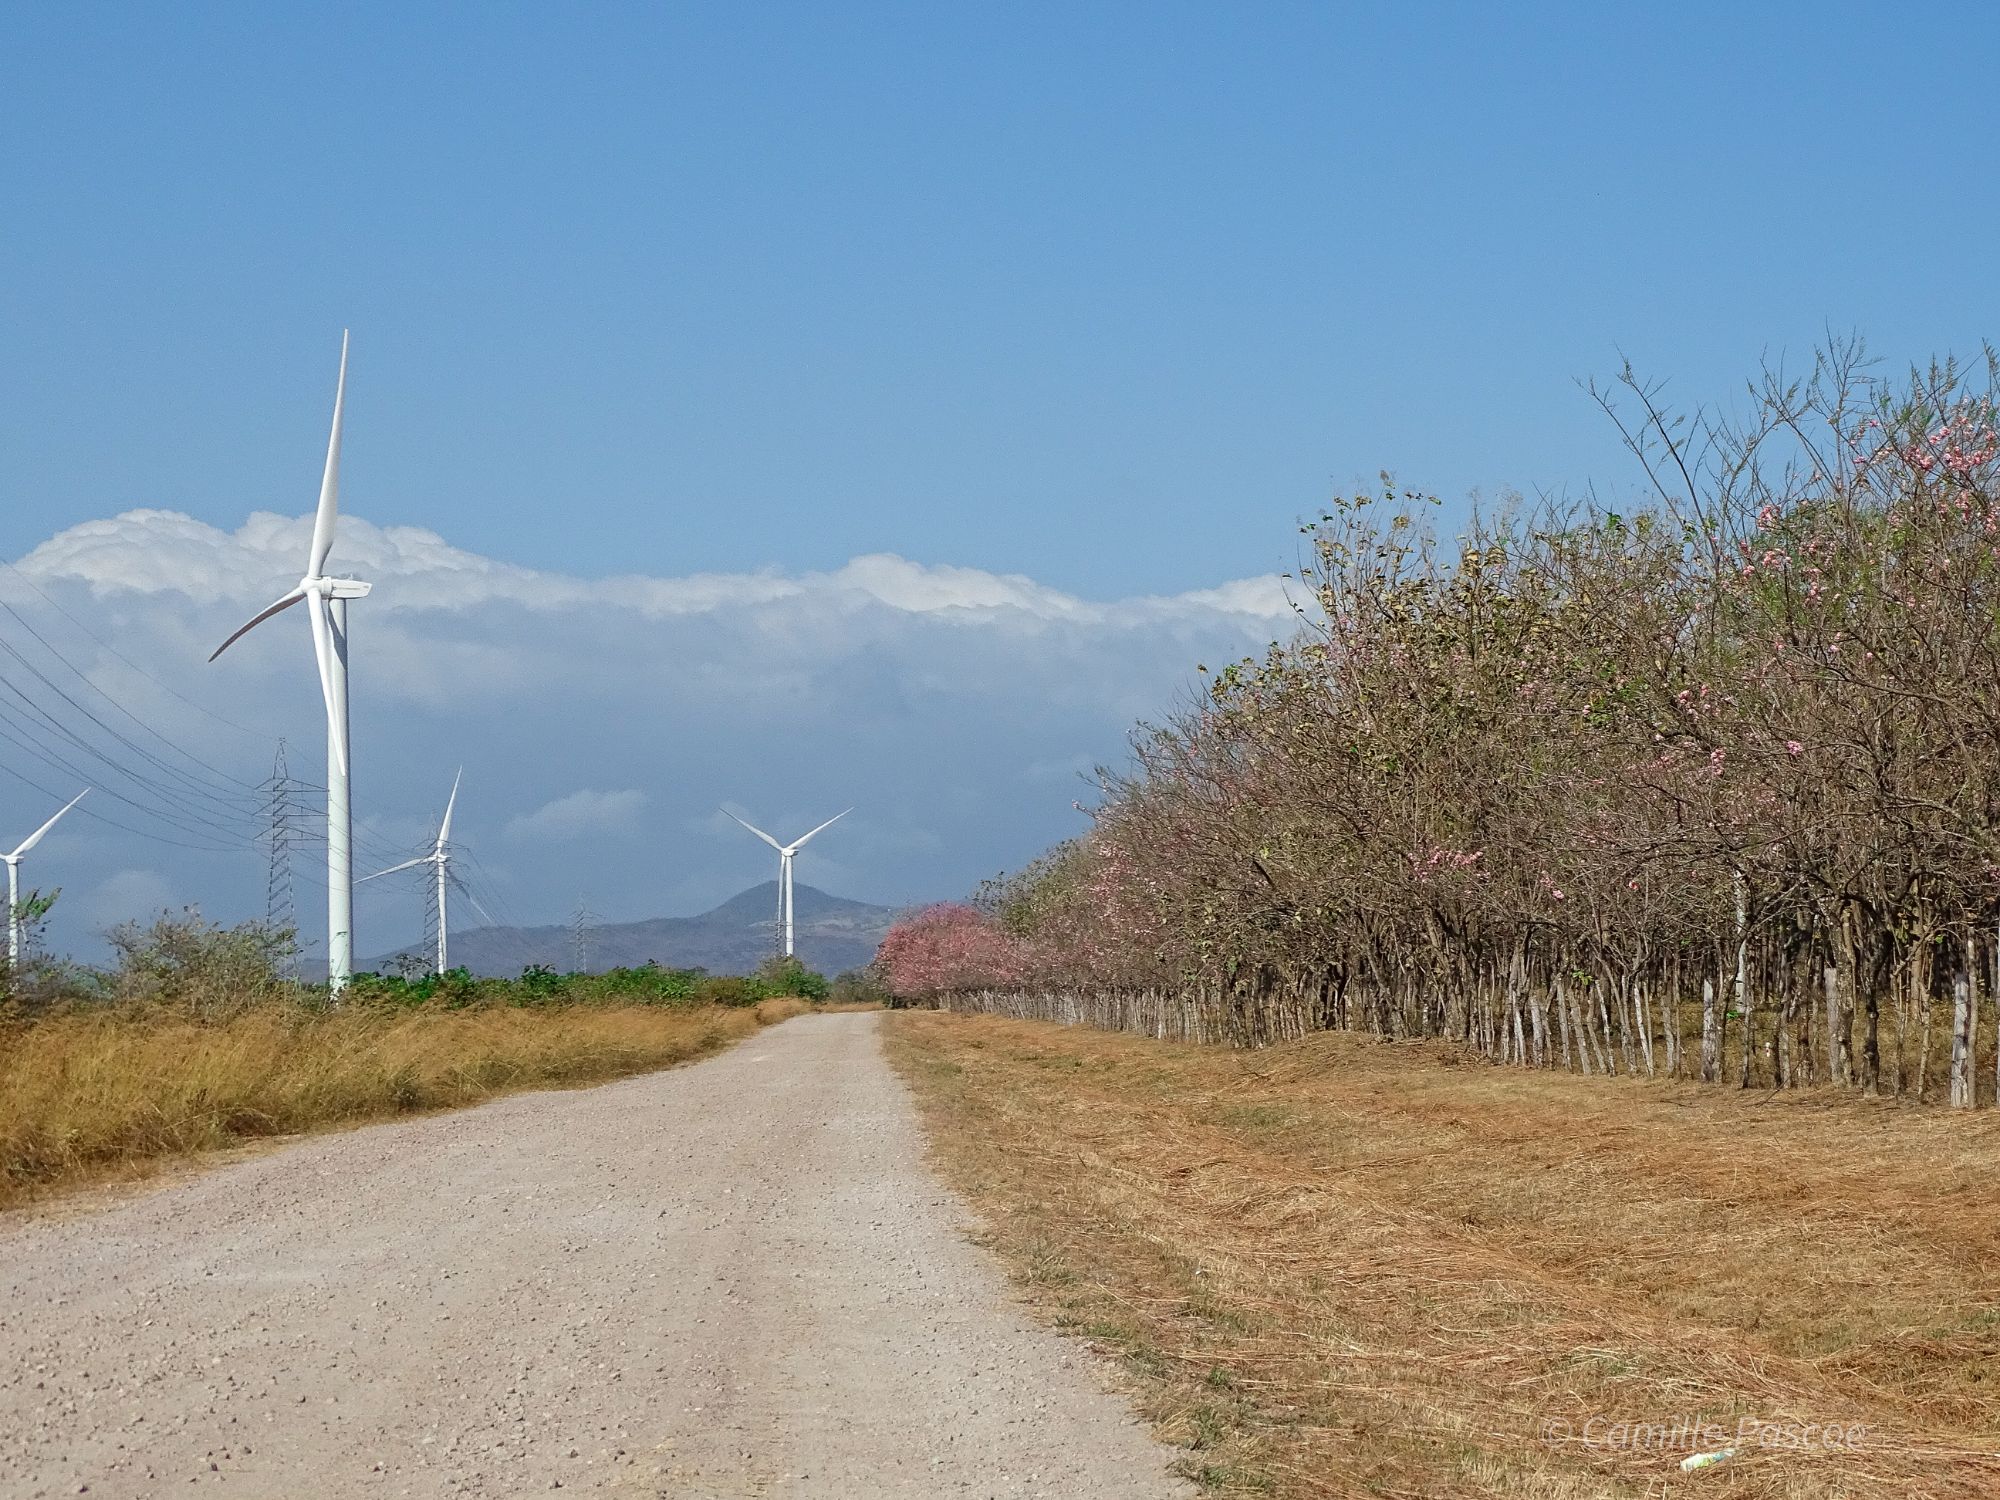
[936,924,2000,1106]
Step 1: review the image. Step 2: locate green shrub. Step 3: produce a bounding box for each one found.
[749,954,830,1000]
[104,909,299,1018]
[518,964,564,999]
[694,975,757,1007]
[17,929,827,1018]
[591,962,700,1003]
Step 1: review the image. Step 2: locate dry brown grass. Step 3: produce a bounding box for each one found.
[887,1011,2000,1499]
[0,1001,794,1211]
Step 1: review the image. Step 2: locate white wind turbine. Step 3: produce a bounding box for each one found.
[4,790,88,970]
[360,770,489,976]
[723,807,850,958]
[210,332,371,991]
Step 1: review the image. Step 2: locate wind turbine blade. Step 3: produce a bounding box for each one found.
[359,855,428,882]
[11,789,88,859]
[791,807,852,849]
[307,331,348,578]
[722,808,783,851]
[447,872,498,928]
[306,594,347,776]
[208,586,307,662]
[437,768,462,850]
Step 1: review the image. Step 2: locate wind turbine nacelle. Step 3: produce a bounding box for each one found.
[324,578,373,599]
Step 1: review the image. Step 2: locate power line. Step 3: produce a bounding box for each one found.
[457,847,522,931]
[447,869,498,929]
[0,577,433,870]
[0,574,481,903]
[0,602,267,810]
[0,609,279,850]
[0,689,260,850]
[0,728,251,853]
[0,559,269,741]
[0,570,560,967]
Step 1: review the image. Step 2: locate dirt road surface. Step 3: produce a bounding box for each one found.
[0,1013,1190,1499]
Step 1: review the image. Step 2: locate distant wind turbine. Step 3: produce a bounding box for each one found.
[4,790,88,969]
[723,807,850,958]
[361,770,491,976]
[210,332,372,991]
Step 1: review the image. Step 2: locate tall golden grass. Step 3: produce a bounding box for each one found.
[889,1011,2000,1499]
[0,999,805,1210]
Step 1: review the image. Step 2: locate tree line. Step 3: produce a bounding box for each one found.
[880,343,2000,1104]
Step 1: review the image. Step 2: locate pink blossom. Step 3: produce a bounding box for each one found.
[877,904,1035,998]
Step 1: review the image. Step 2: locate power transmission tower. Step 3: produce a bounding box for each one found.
[260,740,309,979]
[570,894,597,974]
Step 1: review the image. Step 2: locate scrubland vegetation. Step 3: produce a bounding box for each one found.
[0,911,844,1209]
[882,347,2000,1107]
[891,1010,2000,1498]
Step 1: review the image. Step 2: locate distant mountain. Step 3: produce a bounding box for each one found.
[363,882,896,979]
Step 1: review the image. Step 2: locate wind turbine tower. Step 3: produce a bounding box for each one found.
[211,333,371,991]
[3,790,88,970]
[722,808,850,958]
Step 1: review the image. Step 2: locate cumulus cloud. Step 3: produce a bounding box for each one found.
[3,508,1301,958]
[506,789,649,843]
[16,510,1297,625]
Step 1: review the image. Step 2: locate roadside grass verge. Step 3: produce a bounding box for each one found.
[886,1010,2000,1500]
[0,998,805,1211]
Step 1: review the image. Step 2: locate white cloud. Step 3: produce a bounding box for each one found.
[2,508,1300,956]
[1159,575,1303,619]
[505,788,649,843]
[15,509,1294,626]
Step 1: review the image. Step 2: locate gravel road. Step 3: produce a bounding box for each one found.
[0,1012,1190,1499]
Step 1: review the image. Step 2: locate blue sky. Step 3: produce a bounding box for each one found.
[2,3,1998,959]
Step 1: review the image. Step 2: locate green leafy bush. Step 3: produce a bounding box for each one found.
[749,955,831,1000]
[104,909,299,1019]
[693,975,757,1007]
[17,919,836,1018]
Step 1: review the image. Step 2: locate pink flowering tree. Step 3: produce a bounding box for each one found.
[876,903,1032,1002]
